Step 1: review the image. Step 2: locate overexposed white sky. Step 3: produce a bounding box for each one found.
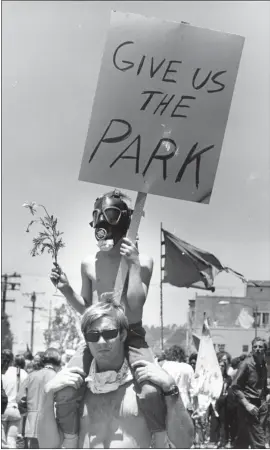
[1,1,270,353]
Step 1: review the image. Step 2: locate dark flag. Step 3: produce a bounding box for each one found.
[162,228,255,292]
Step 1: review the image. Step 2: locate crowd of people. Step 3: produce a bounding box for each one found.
[158,344,270,449]
[2,189,269,449]
[1,337,270,449]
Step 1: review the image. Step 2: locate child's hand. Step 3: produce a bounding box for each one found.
[50,262,69,290]
[120,237,140,266]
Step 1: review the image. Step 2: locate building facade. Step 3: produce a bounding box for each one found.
[189,280,270,357]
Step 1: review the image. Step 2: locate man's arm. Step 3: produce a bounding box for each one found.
[166,395,194,448]
[37,367,85,448]
[37,390,62,448]
[231,361,251,410]
[132,359,194,448]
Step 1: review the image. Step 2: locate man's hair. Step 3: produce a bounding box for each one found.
[15,354,25,370]
[239,353,247,361]
[164,345,186,363]
[1,349,14,371]
[24,350,33,361]
[33,351,45,370]
[252,337,267,352]
[231,357,240,369]
[81,297,129,336]
[216,351,232,365]
[43,348,61,367]
[188,353,198,364]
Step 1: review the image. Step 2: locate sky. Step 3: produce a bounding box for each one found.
[1,1,270,353]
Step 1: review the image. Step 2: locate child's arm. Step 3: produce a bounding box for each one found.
[51,259,94,315]
[120,238,153,315]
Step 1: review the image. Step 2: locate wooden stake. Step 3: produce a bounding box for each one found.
[114,191,147,302]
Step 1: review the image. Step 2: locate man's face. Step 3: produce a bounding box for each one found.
[85,316,125,367]
[190,359,196,371]
[33,355,42,370]
[219,361,226,376]
[252,340,265,361]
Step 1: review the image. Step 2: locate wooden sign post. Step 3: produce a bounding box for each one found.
[114,191,147,301]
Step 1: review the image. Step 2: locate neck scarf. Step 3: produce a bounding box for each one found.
[86,358,133,394]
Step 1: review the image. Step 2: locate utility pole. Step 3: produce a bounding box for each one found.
[23,292,46,353]
[47,298,52,346]
[254,304,258,338]
[1,272,21,314]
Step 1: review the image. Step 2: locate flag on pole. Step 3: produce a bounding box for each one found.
[193,315,223,416]
[162,228,256,292]
[235,308,255,329]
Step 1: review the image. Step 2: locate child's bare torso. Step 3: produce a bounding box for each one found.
[84,251,141,323]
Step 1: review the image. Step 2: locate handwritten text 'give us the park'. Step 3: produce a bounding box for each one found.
[88,40,228,188]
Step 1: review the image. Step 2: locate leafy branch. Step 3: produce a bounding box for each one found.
[23,201,65,263]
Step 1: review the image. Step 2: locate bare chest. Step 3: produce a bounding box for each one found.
[79,385,151,448]
[88,254,133,317]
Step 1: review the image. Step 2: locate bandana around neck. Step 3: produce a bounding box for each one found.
[86,358,133,394]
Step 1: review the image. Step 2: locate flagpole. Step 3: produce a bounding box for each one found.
[160,222,164,351]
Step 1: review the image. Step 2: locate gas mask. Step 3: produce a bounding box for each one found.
[90,190,132,251]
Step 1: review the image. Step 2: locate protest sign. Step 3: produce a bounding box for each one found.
[79,11,244,203]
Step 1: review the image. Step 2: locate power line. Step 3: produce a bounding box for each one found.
[23,291,46,353]
[1,272,21,314]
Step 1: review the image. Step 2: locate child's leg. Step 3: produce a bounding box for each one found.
[126,323,167,448]
[54,342,92,448]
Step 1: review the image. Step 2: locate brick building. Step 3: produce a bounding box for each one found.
[189,280,270,357]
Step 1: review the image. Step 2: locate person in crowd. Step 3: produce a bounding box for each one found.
[231,337,269,449]
[24,350,34,374]
[209,353,232,448]
[37,300,194,448]
[15,354,26,371]
[2,349,28,448]
[1,351,10,449]
[189,353,198,372]
[228,357,240,380]
[17,347,61,449]
[49,189,168,448]
[32,352,45,371]
[161,345,195,412]
[265,377,270,449]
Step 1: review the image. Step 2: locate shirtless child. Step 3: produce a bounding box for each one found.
[50,189,167,448]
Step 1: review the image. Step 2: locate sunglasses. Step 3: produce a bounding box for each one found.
[84,328,119,343]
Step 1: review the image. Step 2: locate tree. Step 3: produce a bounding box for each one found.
[43,303,83,353]
[1,312,14,350]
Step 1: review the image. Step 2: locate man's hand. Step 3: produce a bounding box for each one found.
[44,367,86,394]
[50,262,69,290]
[132,360,175,392]
[120,237,140,266]
[246,403,259,416]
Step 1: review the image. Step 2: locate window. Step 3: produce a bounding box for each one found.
[242,345,249,352]
[253,311,270,328]
[262,313,269,327]
[253,312,261,327]
[218,344,225,352]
